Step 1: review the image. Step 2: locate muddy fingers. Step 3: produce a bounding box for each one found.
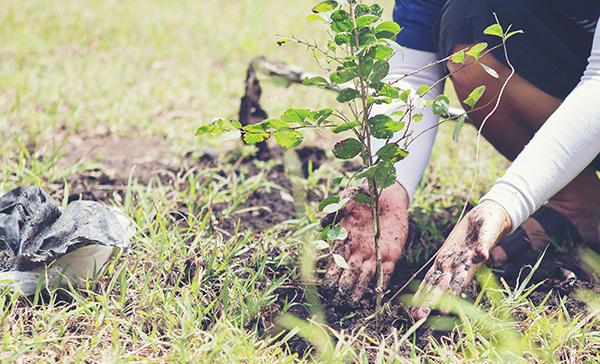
[350,261,376,303]
[321,183,410,305]
[410,271,452,320]
[410,201,512,320]
[337,255,363,293]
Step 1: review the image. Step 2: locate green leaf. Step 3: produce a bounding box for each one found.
[391,109,406,118]
[336,88,360,103]
[373,44,394,60]
[274,129,303,148]
[466,42,488,60]
[373,82,400,98]
[370,4,383,17]
[356,165,376,179]
[313,240,330,250]
[450,51,465,64]
[242,130,269,144]
[332,120,361,134]
[369,60,389,83]
[330,9,352,32]
[245,122,269,132]
[314,108,333,125]
[483,23,504,38]
[322,202,341,214]
[463,85,486,108]
[331,177,344,187]
[376,144,408,162]
[357,27,377,47]
[375,144,396,161]
[319,195,340,211]
[375,21,401,39]
[480,63,499,78]
[355,3,371,17]
[334,32,352,46]
[303,76,329,86]
[281,109,311,124]
[341,60,359,73]
[328,226,348,241]
[385,120,406,132]
[322,197,349,214]
[332,253,348,268]
[432,95,450,116]
[306,14,326,22]
[330,69,354,84]
[452,114,466,142]
[505,29,524,39]
[330,8,348,20]
[374,162,397,188]
[354,193,374,205]
[265,118,288,129]
[355,15,378,28]
[399,89,410,103]
[312,0,338,13]
[327,40,337,52]
[367,96,392,105]
[416,85,430,96]
[368,114,394,139]
[332,138,363,159]
[196,118,242,135]
[360,57,374,78]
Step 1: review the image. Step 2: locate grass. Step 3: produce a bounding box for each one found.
[1,0,600,362]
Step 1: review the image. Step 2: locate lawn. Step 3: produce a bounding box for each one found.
[1,0,600,362]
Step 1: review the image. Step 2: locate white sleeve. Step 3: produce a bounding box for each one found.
[370,43,444,203]
[482,22,600,232]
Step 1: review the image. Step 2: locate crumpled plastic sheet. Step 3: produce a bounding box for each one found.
[0,186,134,295]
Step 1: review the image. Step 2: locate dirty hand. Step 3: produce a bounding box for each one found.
[410,200,512,320]
[322,182,409,303]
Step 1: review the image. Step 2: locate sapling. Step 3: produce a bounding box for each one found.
[197,0,518,328]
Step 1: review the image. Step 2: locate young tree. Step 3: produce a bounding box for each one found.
[198,0,517,328]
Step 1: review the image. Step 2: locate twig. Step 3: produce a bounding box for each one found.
[381,21,518,310]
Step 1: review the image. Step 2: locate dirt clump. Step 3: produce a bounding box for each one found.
[212,161,297,234]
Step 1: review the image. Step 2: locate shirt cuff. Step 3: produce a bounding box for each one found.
[480,181,536,234]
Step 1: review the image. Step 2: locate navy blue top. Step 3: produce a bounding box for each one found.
[393,0,599,52]
[393,0,445,52]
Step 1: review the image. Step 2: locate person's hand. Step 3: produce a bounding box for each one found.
[322,182,409,304]
[410,200,512,320]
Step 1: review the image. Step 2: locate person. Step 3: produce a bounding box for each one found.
[323,0,600,320]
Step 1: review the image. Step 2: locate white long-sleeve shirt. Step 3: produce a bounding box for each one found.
[370,43,444,201]
[482,22,600,232]
[373,20,600,232]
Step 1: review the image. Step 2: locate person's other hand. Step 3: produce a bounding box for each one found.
[322,182,409,303]
[410,200,512,320]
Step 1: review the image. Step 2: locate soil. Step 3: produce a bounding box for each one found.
[295,146,327,178]
[211,161,297,234]
[50,133,181,203]
[11,132,600,361]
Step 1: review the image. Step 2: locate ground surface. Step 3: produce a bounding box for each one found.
[1,0,600,363]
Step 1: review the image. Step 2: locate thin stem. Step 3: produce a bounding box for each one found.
[347,1,385,329]
[457,35,516,223]
[382,34,517,310]
[277,34,342,65]
[389,43,503,87]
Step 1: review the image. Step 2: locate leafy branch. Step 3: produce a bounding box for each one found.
[197,0,520,329]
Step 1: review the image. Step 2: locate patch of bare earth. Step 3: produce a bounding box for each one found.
[52,133,180,203]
